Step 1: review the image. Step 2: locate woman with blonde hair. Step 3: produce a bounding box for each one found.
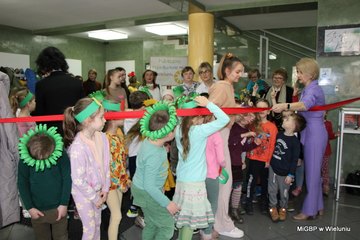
[272,58,327,220]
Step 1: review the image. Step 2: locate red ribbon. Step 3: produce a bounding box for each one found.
[1,97,359,124]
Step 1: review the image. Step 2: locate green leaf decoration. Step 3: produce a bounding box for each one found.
[18,124,64,172]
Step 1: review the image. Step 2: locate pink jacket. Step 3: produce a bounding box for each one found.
[206,131,225,179]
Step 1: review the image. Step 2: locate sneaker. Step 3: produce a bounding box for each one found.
[199,230,212,240]
[279,208,286,221]
[219,227,244,238]
[269,207,279,222]
[229,207,244,223]
[287,201,295,212]
[127,206,138,218]
[134,216,145,229]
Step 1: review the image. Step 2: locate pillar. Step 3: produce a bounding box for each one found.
[188,5,214,81]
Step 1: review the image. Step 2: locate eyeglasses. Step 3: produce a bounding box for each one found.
[199,70,211,75]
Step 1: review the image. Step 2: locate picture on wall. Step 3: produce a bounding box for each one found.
[318,24,360,57]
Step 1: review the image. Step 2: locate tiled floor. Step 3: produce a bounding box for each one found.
[1,191,359,240]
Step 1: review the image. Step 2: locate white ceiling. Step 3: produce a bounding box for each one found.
[0,0,317,41]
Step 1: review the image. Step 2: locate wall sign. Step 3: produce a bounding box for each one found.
[318,24,360,57]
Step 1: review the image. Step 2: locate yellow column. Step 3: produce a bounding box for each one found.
[188,11,214,81]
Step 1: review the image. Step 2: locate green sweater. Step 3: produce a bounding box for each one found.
[18,150,72,211]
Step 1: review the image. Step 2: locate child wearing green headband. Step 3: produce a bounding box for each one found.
[9,88,36,137]
[18,124,71,239]
[63,97,111,240]
[131,100,180,239]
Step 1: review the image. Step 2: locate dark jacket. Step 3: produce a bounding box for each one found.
[33,71,84,135]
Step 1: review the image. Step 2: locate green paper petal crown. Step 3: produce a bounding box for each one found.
[176,93,200,109]
[140,101,178,140]
[18,124,64,172]
[88,90,106,102]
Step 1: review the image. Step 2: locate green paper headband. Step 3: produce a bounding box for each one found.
[176,93,199,109]
[103,99,120,111]
[140,86,152,98]
[140,101,177,140]
[18,124,63,172]
[19,92,34,108]
[74,98,102,123]
[218,168,229,184]
[173,86,184,98]
[89,90,106,102]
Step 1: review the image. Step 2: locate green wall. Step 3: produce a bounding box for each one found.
[317,0,360,183]
[0,25,106,82]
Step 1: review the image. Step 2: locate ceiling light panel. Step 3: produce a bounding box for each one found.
[145,23,187,36]
[88,30,128,40]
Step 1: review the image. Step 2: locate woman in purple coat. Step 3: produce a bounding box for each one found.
[272,58,327,220]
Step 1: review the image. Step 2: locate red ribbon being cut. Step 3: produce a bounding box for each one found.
[1,97,359,124]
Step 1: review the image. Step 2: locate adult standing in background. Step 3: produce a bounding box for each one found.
[0,71,20,227]
[139,69,161,101]
[208,53,244,239]
[265,69,294,129]
[272,58,327,220]
[196,62,215,94]
[83,68,102,95]
[246,69,268,97]
[116,67,131,107]
[33,46,84,136]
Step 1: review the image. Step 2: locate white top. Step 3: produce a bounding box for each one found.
[124,118,141,157]
[196,80,216,94]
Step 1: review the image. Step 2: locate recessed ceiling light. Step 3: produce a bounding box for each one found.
[145,23,187,36]
[88,30,128,40]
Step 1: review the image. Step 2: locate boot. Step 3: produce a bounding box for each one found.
[269,207,279,222]
[230,207,244,223]
[279,208,286,221]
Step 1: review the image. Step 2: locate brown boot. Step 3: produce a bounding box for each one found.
[279,208,286,221]
[269,207,279,222]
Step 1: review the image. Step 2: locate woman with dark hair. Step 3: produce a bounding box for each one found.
[33,46,84,136]
[139,69,161,101]
[116,67,131,107]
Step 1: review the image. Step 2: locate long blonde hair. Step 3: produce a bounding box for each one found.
[9,87,34,115]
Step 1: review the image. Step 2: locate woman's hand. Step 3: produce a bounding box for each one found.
[272,103,287,113]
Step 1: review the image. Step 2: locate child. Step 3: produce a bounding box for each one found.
[174,96,230,239]
[322,112,339,196]
[245,99,278,215]
[228,109,261,223]
[103,99,132,240]
[131,101,180,240]
[201,113,226,239]
[162,89,175,102]
[268,113,306,221]
[63,97,111,240]
[9,88,36,136]
[10,88,36,218]
[18,124,71,240]
[104,68,128,108]
[124,91,150,219]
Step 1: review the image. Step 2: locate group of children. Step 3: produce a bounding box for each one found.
[10,57,338,240]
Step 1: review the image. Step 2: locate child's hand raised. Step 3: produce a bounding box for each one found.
[167,201,181,215]
[194,96,209,107]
